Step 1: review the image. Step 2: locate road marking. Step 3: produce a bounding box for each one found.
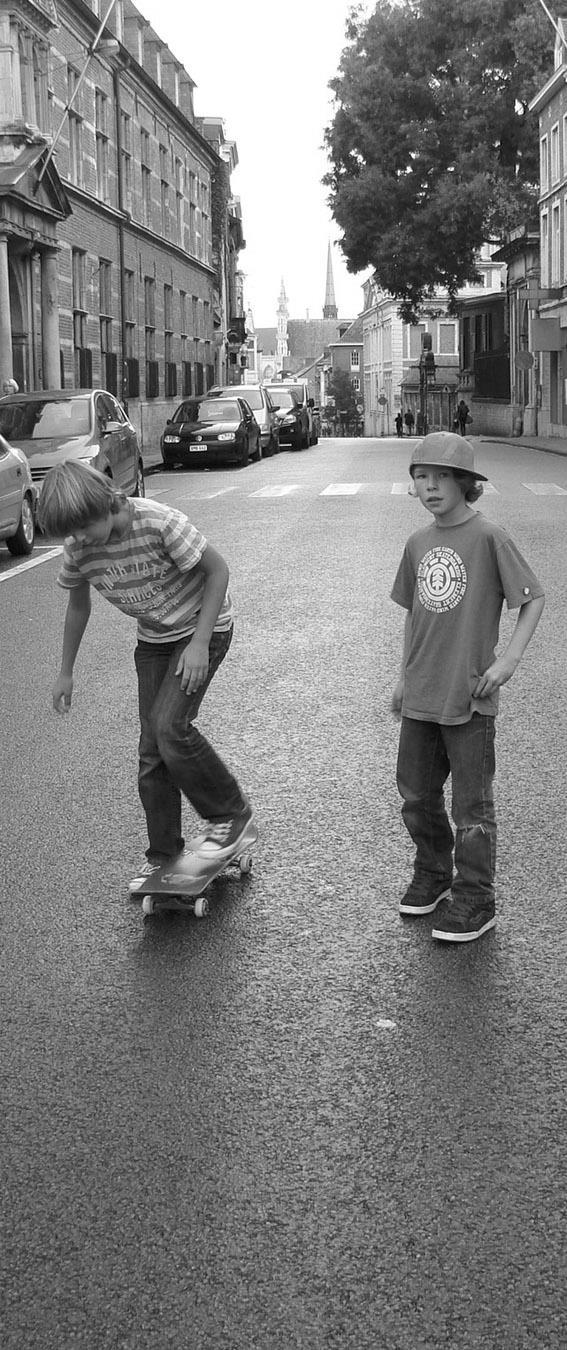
[250,485,300,497]
[320,483,363,495]
[197,486,241,499]
[481,482,499,493]
[0,545,63,583]
[391,482,410,494]
[523,482,567,495]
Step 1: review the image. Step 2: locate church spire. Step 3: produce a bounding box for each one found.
[323,242,338,320]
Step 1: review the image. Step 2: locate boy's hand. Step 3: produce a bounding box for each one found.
[391,679,404,720]
[53,675,73,713]
[473,656,517,699]
[176,638,210,693]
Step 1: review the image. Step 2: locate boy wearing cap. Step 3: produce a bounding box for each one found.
[390,432,544,943]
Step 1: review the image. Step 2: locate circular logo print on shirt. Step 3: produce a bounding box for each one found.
[417,546,467,612]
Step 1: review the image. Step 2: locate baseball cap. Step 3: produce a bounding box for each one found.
[409,431,488,481]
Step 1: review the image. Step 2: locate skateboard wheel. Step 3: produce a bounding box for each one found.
[142,896,154,916]
[194,897,209,919]
[239,851,253,874]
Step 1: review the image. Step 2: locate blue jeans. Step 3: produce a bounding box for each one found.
[396,714,496,903]
[134,626,245,860]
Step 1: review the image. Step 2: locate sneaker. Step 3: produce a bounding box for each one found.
[399,874,452,916]
[128,859,166,894]
[432,895,496,943]
[192,802,254,862]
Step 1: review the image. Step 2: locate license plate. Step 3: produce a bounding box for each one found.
[190,444,208,452]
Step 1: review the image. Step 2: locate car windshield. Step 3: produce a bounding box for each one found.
[267,389,298,410]
[237,389,261,410]
[174,400,239,423]
[0,398,91,440]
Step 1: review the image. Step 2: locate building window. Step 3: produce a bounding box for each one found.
[351,350,360,367]
[541,211,549,287]
[99,259,113,387]
[72,248,90,384]
[141,129,151,227]
[95,90,109,201]
[159,145,170,237]
[120,110,132,212]
[145,276,157,396]
[409,324,425,359]
[439,323,456,354]
[541,135,549,194]
[175,158,184,244]
[552,202,561,284]
[551,123,560,185]
[67,67,83,187]
[124,269,136,358]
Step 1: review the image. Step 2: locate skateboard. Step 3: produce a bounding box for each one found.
[129,821,258,918]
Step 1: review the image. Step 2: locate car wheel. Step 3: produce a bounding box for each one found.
[293,427,303,451]
[267,433,278,456]
[7,494,35,556]
[252,434,262,463]
[239,439,250,468]
[302,424,310,449]
[134,459,145,497]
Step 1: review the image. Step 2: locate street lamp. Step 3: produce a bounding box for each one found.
[419,333,436,435]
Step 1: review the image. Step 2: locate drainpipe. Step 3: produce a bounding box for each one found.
[113,63,129,410]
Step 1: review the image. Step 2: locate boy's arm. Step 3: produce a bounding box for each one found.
[391,610,412,719]
[53,580,92,713]
[473,594,545,699]
[176,544,230,693]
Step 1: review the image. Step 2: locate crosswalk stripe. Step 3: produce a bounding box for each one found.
[523,482,567,495]
[250,485,301,497]
[320,483,363,495]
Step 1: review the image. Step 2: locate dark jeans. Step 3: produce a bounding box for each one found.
[134,626,245,861]
[396,714,496,903]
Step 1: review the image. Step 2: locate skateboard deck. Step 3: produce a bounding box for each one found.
[129,821,258,918]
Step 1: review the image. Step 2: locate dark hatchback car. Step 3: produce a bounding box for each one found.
[264,386,308,450]
[0,389,144,495]
[161,396,261,468]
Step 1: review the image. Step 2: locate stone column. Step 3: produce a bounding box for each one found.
[0,233,13,387]
[41,247,61,389]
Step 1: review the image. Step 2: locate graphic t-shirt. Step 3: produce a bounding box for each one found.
[57,497,233,643]
[390,511,543,724]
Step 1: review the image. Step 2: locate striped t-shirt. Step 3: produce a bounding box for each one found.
[57,497,233,643]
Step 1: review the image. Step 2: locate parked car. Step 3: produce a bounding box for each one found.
[0,432,37,556]
[0,390,144,496]
[265,386,309,450]
[208,384,280,457]
[268,381,318,446]
[160,395,261,468]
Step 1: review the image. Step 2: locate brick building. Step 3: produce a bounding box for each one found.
[0,0,244,449]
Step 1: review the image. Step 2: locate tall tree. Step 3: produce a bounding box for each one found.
[324,0,552,321]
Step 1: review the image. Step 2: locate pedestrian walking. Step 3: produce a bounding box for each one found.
[39,462,253,881]
[395,412,404,438]
[456,399,469,435]
[390,432,544,943]
[404,409,414,437]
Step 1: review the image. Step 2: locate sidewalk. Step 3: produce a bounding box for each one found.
[478,433,567,458]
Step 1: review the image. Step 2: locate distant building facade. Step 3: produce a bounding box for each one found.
[0,0,244,447]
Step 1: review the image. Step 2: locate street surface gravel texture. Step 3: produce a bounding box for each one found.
[1,437,566,1349]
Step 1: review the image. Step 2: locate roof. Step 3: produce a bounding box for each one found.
[328,314,364,345]
[255,328,277,352]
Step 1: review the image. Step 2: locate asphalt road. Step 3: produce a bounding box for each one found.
[2,436,566,1349]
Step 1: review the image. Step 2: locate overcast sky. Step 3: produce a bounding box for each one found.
[138,0,372,327]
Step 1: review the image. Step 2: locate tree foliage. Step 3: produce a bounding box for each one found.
[324,0,552,320]
[327,368,360,414]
